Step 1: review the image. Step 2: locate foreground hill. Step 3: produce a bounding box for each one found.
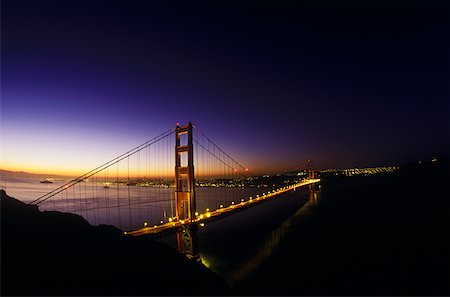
[1,190,229,295]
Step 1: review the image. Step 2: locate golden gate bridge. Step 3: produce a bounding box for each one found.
[29,122,320,260]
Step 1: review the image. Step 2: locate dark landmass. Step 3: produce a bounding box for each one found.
[1,190,230,295]
[234,158,449,295]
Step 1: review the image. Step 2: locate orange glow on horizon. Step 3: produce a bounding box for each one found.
[1,162,280,179]
[1,163,87,177]
[1,157,278,178]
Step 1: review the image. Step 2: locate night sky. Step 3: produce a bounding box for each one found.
[1,1,448,175]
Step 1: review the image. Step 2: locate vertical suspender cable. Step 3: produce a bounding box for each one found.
[128,156,132,230]
[117,161,122,230]
[137,150,142,226]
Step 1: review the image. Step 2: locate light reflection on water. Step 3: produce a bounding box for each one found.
[0,176,63,201]
[228,186,320,285]
[161,184,321,287]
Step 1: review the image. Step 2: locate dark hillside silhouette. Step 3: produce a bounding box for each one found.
[1,190,229,296]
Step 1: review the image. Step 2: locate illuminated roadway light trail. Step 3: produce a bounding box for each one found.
[126,179,321,236]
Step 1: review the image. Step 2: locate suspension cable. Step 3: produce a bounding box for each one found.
[30,127,175,205]
[192,124,253,177]
[193,139,249,179]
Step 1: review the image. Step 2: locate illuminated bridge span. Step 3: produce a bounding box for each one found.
[30,122,320,259]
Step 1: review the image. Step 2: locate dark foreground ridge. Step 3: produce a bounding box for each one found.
[1,190,230,296]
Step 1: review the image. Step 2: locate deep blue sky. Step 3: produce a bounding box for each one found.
[1,1,448,174]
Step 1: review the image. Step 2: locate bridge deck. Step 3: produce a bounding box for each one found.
[126,179,320,237]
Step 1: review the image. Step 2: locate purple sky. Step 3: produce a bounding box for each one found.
[1,2,448,174]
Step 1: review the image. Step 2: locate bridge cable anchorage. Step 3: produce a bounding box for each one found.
[29,127,176,205]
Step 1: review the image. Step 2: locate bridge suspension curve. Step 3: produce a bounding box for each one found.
[29,127,175,205]
[30,121,320,250]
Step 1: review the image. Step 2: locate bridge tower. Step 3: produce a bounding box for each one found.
[307,159,315,179]
[174,122,199,260]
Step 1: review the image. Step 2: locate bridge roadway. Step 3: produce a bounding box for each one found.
[126,179,321,237]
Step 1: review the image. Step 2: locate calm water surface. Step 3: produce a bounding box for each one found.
[161,185,320,287]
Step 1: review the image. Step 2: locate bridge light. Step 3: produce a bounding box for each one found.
[220,204,223,208]
[206,213,211,218]
[169,218,173,222]
[200,223,205,227]
[245,168,249,171]
[123,231,127,235]
[206,208,209,212]
[195,212,199,216]
[160,220,163,224]
[154,225,157,228]
[241,199,244,202]
[181,220,185,224]
[199,214,204,219]
[144,222,148,227]
[231,201,235,205]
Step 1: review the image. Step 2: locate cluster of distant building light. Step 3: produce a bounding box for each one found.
[97,165,401,188]
[321,166,399,177]
[12,159,441,188]
[320,157,438,177]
